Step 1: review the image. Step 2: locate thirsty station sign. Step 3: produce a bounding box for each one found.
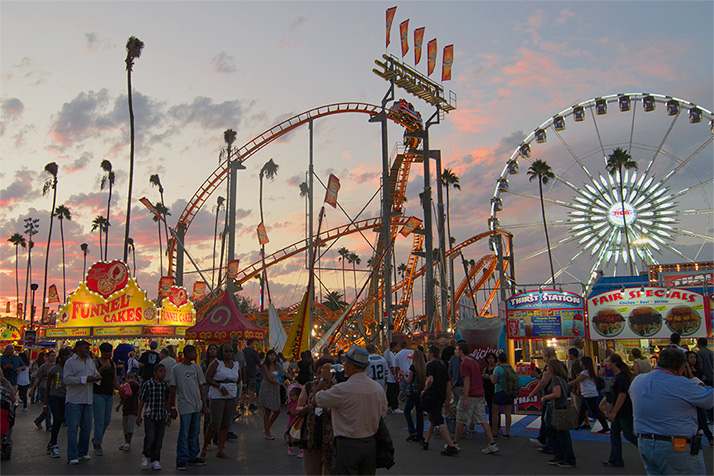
[506,290,585,339]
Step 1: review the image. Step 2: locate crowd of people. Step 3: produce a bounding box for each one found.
[1,334,713,475]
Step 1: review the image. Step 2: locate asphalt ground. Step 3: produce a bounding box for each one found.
[2,398,712,475]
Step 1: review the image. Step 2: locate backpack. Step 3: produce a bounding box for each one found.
[501,364,521,399]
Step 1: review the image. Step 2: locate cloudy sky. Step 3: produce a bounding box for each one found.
[1,1,712,320]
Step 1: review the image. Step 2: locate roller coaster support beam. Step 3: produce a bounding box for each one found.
[433,150,449,333]
[227,158,246,295]
[175,223,186,286]
[308,118,315,347]
[375,81,395,345]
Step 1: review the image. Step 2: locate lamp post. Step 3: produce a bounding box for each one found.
[30,283,39,328]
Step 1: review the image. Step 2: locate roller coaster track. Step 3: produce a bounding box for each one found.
[168,102,422,276]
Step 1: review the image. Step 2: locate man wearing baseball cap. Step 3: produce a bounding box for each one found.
[315,345,387,475]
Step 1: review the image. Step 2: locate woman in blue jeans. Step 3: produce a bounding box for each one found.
[602,353,638,467]
[403,349,426,442]
[92,343,119,455]
[542,359,576,468]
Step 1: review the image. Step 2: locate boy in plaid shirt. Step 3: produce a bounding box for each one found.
[137,363,171,470]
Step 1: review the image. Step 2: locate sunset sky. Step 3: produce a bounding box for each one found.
[1,1,712,319]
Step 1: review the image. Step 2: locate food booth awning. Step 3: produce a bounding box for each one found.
[185,291,265,342]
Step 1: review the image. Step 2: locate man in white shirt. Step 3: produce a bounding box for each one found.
[160,348,177,380]
[395,342,414,399]
[383,342,400,412]
[63,340,101,465]
[365,344,388,389]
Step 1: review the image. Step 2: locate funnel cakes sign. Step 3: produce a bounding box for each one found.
[587,286,705,340]
[57,261,157,327]
[159,285,195,326]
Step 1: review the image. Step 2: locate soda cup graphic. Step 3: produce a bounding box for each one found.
[457,317,503,364]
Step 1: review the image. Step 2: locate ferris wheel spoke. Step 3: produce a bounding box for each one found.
[661,136,714,185]
[641,108,682,179]
[516,235,576,263]
[628,97,638,153]
[589,107,607,166]
[659,241,695,263]
[501,219,572,230]
[549,249,587,284]
[677,208,714,216]
[669,180,713,200]
[670,228,714,243]
[504,189,577,209]
[551,128,597,184]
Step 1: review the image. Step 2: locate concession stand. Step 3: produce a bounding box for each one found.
[185,290,265,343]
[504,289,587,414]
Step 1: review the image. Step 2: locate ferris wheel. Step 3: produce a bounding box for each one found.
[489,93,714,289]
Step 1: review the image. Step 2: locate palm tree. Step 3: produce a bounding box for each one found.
[606,147,638,275]
[41,162,58,320]
[211,196,225,289]
[8,233,26,316]
[149,174,170,258]
[347,252,361,300]
[258,159,279,241]
[100,160,115,259]
[299,181,309,239]
[123,36,145,262]
[53,205,71,300]
[153,202,171,276]
[91,215,109,260]
[527,159,556,285]
[440,168,461,250]
[337,247,350,299]
[80,243,89,278]
[322,291,348,312]
[126,238,136,277]
[397,262,407,281]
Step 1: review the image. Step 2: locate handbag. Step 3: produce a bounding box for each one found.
[550,403,578,431]
[119,382,133,399]
[288,415,304,441]
[405,379,421,400]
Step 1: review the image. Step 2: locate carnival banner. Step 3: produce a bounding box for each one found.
[414,27,425,65]
[442,44,454,81]
[399,19,409,57]
[193,281,207,301]
[48,284,60,304]
[227,259,240,279]
[5,302,10,314]
[399,217,423,237]
[257,222,269,245]
[158,276,174,298]
[427,38,437,76]
[386,6,397,48]
[0,316,24,342]
[506,290,585,339]
[588,287,706,340]
[282,290,310,361]
[325,174,341,208]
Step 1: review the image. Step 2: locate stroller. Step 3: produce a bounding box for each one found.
[1,380,16,460]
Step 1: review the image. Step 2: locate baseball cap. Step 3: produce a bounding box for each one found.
[343,345,369,367]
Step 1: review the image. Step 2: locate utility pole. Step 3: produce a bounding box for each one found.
[380,83,394,346]
[433,150,448,332]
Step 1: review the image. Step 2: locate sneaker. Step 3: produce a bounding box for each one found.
[297,449,303,458]
[151,461,162,471]
[482,443,499,454]
[21,407,27,412]
[188,457,207,466]
[50,446,60,458]
[597,428,610,434]
[68,459,79,465]
[443,443,461,452]
[502,434,510,439]
[142,456,150,469]
[392,409,404,414]
[176,462,187,471]
[528,437,543,447]
[95,447,103,456]
[548,459,563,465]
[226,432,238,440]
[287,447,295,456]
[440,445,459,456]
[46,444,53,455]
[119,443,131,452]
[81,454,91,461]
[421,440,429,451]
[557,462,576,468]
[35,421,43,430]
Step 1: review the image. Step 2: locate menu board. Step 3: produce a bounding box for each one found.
[587,287,706,340]
[506,290,585,339]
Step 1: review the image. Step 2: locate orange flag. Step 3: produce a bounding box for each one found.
[427,38,437,76]
[47,284,60,303]
[442,44,454,81]
[400,217,423,237]
[257,222,269,245]
[192,281,206,300]
[400,19,409,57]
[386,7,397,47]
[324,173,341,208]
[414,27,425,65]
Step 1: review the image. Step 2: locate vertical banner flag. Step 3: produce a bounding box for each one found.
[226,260,240,279]
[17,303,23,317]
[5,302,10,313]
[257,222,269,245]
[325,173,341,208]
[400,19,409,58]
[386,6,397,48]
[282,290,311,360]
[399,217,423,237]
[47,284,59,304]
[159,276,174,298]
[192,281,206,300]
[43,307,49,319]
[414,27,425,65]
[427,38,437,76]
[442,44,454,81]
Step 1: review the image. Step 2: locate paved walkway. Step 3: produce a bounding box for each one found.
[2,399,712,475]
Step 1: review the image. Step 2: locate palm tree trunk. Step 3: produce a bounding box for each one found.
[99,227,103,260]
[14,246,20,317]
[41,187,57,323]
[619,168,634,275]
[105,183,112,260]
[60,220,66,301]
[352,263,357,301]
[445,187,452,250]
[212,210,220,288]
[157,220,163,276]
[159,190,170,260]
[540,180,556,285]
[24,244,31,320]
[124,68,135,262]
[217,231,226,288]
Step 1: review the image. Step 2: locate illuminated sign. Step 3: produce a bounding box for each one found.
[143,326,175,336]
[45,328,91,338]
[607,202,636,227]
[93,326,142,337]
[588,287,706,340]
[176,327,187,336]
[506,290,585,339]
[159,286,195,326]
[57,278,157,328]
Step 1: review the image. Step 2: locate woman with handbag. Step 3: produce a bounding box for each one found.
[296,356,335,475]
[403,349,426,442]
[542,359,576,468]
[569,356,609,433]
